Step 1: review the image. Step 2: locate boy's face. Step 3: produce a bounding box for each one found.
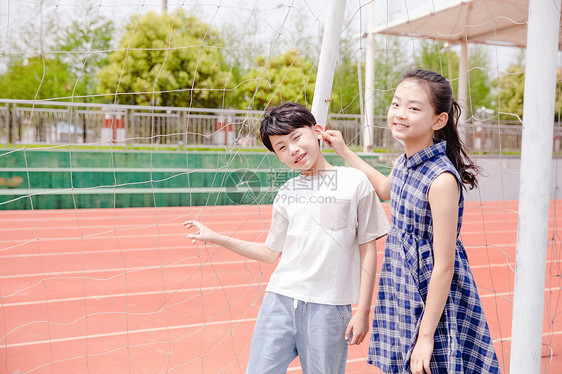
[269,125,324,174]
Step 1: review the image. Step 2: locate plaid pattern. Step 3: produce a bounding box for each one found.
[368,141,500,373]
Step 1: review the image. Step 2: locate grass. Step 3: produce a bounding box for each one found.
[0,143,256,152]
[0,143,537,156]
[0,143,383,153]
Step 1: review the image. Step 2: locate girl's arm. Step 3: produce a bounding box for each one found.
[410,172,459,374]
[321,130,392,200]
[183,220,281,264]
[345,238,378,345]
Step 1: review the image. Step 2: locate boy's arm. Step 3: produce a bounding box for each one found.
[345,238,378,345]
[321,130,392,200]
[184,220,281,264]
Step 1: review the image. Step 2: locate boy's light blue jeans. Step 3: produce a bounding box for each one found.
[246,292,352,374]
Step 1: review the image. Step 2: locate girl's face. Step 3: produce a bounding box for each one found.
[387,79,446,155]
[269,125,327,175]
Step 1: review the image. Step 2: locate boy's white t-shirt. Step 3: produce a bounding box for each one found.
[265,166,389,305]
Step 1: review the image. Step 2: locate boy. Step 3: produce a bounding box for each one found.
[184,102,389,373]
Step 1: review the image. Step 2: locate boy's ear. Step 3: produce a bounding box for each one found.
[432,112,448,131]
[314,124,324,138]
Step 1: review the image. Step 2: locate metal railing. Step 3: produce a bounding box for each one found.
[1,99,561,154]
[0,100,264,148]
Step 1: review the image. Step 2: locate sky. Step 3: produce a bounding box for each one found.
[0,0,476,48]
[0,0,520,70]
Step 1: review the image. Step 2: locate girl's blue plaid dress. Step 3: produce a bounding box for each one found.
[368,141,500,373]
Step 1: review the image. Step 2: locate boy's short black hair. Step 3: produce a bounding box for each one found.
[259,102,317,152]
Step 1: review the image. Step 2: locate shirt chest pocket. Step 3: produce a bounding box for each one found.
[319,199,351,231]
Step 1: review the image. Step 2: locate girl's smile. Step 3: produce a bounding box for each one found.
[387,79,447,157]
[392,122,409,130]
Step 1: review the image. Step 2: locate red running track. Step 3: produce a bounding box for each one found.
[0,201,561,373]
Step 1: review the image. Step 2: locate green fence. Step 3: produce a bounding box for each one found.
[0,149,389,210]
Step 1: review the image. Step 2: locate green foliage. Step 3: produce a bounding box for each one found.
[331,37,410,116]
[330,33,361,114]
[493,51,562,122]
[373,38,409,115]
[331,59,361,114]
[0,1,75,101]
[418,40,459,94]
[0,1,114,102]
[16,2,61,57]
[58,1,114,102]
[236,49,316,110]
[493,64,525,121]
[556,68,562,121]
[0,57,74,100]
[416,40,493,118]
[97,9,234,107]
[466,45,493,117]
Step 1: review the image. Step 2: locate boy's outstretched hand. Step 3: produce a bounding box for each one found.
[320,129,348,155]
[183,220,279,263]
[183,220,217,244]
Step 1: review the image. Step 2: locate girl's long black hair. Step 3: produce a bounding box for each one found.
[401,69,480,189]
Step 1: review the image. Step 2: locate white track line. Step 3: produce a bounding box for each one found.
[0,215,528,232]
[3,310,562,349]
[1,282,268,307]
[0,243,519,259]
[2,269,560,307]
[0,317,258,349]
[0,249,533,281]
[0,259,265,280]
[0,227,527,246]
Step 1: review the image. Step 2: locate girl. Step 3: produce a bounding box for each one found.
[322,70,500,373]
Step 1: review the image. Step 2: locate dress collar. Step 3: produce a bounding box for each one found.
[402,140,447,169]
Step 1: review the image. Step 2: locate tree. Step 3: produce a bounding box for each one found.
[0,0,80,101]
[493,63,525,121]
[331,36,411,116]
[331,56,362,114]
[494,51,562,122]
[215,12,265,109]
[416,40,493,118]
[330,29,362,114]
[58,0,114,102]
[373,37,410,115]
[0,57,74,100]
[97,9,234,108]
[493,50,562,122]
[554,68,562,122]
[236,49,316,110]
[0,1,115,103]
[418,40,460,97]
[16,0,61,58]
[466,45,493,118]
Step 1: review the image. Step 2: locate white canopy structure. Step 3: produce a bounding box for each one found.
[368,0,562,123]
[372,0,562,49]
